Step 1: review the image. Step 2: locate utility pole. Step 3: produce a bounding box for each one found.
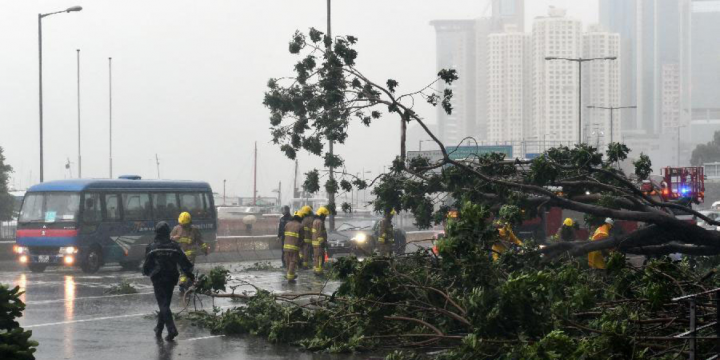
[77,49,81,178]
[545,56,617,145]
[253,141,257,206]
[108,57,113,179]
[155,154,160,178]
[293,159,299,199]
[223,179,226,206]
[326,0,336,231]
[277,181,282,206]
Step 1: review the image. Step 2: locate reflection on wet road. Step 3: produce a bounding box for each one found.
[0,261,372,360]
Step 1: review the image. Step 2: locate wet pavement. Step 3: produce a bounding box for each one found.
[0,260,377,360]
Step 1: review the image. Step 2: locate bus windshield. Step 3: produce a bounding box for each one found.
[19,192,81,223]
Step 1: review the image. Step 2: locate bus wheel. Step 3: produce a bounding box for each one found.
[28,264,47,273]
[81,247,103,274]
[119,261,140,271]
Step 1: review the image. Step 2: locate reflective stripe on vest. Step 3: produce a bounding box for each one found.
[285,231,299,238]
[312,240,324,246]
[304,239,312,243]
[178,237,193,244]
[284,244,300,251]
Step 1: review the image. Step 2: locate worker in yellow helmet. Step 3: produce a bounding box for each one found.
[283,211,305,282]
[171,212,207,292]
[376,209,395,256]
[300,205,314,269]
[553,218,578,242]
[588,218,614,270]
[491,220,523,261]
[311,207,329,275]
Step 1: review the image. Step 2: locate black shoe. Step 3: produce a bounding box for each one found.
[154,326,163,338]
[165,328,178,341]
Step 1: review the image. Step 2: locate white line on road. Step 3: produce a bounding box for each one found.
[24,313,148,328]
[184,335,226,341]
[25,291,155,305]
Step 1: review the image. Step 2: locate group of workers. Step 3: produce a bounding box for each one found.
[279,204,330,282]
[493,216,616,270]
[142,211,207,341]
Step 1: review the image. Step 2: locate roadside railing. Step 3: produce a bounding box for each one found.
[672,287,720,360]
[0,221,15,240]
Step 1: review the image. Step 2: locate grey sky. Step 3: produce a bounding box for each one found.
[0,0,597,201]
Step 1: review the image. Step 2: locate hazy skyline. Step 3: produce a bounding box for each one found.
[0,0,598,202]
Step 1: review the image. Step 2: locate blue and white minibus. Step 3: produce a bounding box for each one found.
[14,177,216,273]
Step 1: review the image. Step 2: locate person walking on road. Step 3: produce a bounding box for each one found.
[142,221,195,341]
[171,212,207,292]
[277,206,291,268]
[283,212,305,282]
[376,209,395,256]
[300,205,314,269]
[312,207,329,275]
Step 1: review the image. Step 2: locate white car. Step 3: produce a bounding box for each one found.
[697,210,720,231]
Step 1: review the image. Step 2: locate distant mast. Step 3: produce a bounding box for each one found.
[253,141,257,206]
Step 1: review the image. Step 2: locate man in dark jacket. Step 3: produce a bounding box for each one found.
[143,221,195,341]
[277,206,291,268]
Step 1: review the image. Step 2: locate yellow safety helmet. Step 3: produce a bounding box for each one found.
[293,211,301,217]
[300,205,313,216]
[179,212,192,225]
[316,206,330,216]
[563,218,574,227]
[390,209,397,215]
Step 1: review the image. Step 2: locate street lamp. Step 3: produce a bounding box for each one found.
[38,6,83,182]
[587,105,636,144]
[544,56,617,146]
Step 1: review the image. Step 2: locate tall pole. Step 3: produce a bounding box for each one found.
[610,109,614,144]
[77,49,81,178]
[38,14,44,182]
[109,57,113,179]
[155,154,160,178]
[327,0,336,231]
[223,179,226,206]
[578,62,582,145]
[253,142,257,206]
[277,181,282,206]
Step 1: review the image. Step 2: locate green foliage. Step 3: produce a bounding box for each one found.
[0,146,14,221]
[633,153,653,180]
[105,280,138,295]
[241,261,283,272]
[303,169,320,194]
[195,266,231,294]
[691,130,720,165]
[0,285,38,360]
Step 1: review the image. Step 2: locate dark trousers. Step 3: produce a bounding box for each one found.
[280,237,286,267]
[152,280,177,333]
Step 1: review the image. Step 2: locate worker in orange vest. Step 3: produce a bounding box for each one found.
[492,221,523,261]
[588,218,614,269]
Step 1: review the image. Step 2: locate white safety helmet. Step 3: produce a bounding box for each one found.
[605,218,614,226]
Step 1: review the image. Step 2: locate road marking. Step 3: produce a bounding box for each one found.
[25,313,148,328]
[185,335,225,341]
[25,291,155,305]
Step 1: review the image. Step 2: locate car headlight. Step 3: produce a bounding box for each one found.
[14,246,28,254]
[353,233,367,243]
[59,247,78,255]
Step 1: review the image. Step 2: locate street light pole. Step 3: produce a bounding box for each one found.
[38,6,82,183]
[109,57,113,179]
[545,56,617,146]
[76,49,81,178]
[676,125,686,167]
[587,105,637,144]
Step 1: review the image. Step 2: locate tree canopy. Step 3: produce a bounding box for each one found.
[691,130,720,166]
[0,146,14,221]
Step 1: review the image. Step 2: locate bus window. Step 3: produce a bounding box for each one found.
[83,193,102,223]
[202,192,215,218]
[122,193,151,221]
[19,193,80,223]
[180,193,205,219]
[153,193,179,220]
[105,194,121,221]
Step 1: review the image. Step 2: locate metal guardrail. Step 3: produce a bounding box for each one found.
[672,287,720,360]
[0,221,15,240]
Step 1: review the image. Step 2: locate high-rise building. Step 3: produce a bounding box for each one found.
[430,20,476,147]
[661,64,682,131]
[431,0,525,146]
[487,25,531,143]
[599,0,692,136]
[583,25,621,145]
[531,8,583,144]
[690,1,720,145]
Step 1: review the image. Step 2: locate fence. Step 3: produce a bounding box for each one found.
[0,221,15,240]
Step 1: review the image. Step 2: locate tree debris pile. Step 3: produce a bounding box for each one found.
[187,204,720,359]
[0,285,37,360]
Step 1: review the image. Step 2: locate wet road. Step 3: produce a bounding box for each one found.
[0,261,374,360]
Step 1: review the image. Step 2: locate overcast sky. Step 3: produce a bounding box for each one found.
[0,0,597,202]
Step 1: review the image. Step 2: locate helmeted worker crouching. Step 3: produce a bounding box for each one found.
[300,205,314,269]
[376,209,395,256]
[312,207,329,275]
[283,211,305,282]
[553,218,578,242]
[171,212,207,292]
[142,221,195,341]
[492,220,523,261]
[588,218,614,269]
